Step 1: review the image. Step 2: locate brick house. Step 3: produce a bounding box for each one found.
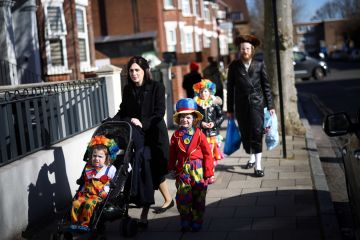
[0,0,97,85]
[36,0,97,81]
[91,0,249,102]
[293,18,353,58]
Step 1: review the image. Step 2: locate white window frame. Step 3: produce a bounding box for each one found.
[183,26,194,53]
[203,2,211,23]
[194,27,202,52]
[43,0,71,75]
[192,0,197,17]
[182,0,191,16]
[219,34,228,56]
[203,30,211,48]
[76,4,91,72]
[164,0,175,9]
[164,21,177,52]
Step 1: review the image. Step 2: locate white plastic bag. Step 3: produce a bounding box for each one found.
[264,108,279,150]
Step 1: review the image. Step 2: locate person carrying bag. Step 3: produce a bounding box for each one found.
[223,118,241,155]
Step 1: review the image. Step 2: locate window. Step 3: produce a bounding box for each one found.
[49,39,64,66]
[76,5,91,71]
[185,32,193,52]
[182,0,191,16]
[193,0,200,17]
[203,30,211,48]
[164,0,175,9]
[164,21,177,52]
[230,12,244,22]
[44,0,71,75]
[203,3,210,23]
[182,26,194,53]
[194,27,202,52]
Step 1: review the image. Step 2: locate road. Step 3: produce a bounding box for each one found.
[296,60,360,240]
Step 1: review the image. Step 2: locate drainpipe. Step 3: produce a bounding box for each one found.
[131,0,139,33]
[0,0,18,85]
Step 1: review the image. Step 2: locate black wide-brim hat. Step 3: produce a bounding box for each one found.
[234,34,260,48]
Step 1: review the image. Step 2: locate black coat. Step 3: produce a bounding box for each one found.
[182,71,202,98]
[227,59,274,154]
[113,81,169,189]
[198,103,224,137]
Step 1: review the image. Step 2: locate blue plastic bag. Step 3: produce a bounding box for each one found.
[263,108,279,151]
[224,119,241,155]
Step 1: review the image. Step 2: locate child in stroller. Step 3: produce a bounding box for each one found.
[69,135,119,232]
[54,121,141,239]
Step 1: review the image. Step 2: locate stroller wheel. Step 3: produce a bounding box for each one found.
[120,218,137,237]
[49,233,58,240]
[62,231,73,240]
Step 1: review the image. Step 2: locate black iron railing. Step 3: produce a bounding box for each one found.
[0,78,109,166]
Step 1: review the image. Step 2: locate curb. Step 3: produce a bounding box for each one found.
[300,111,342,240]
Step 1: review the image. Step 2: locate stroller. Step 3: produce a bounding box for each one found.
[52,121,141,239]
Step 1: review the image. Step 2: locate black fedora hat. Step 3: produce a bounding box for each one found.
[234,34,260,48]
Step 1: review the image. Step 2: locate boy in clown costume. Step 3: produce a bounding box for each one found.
[168,98,214,232]
[70,135,119,231]
[193,79,224,183]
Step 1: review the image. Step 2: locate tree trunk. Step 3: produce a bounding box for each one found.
[264,0,305,135]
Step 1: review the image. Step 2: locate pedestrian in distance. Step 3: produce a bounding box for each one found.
[193,79,224,183]
[202,56,224,103]
[168,98,214,232]
[227,34,275,177]
[112,56,173,228]
[182,61,202,98]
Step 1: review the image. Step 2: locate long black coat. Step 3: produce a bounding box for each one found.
[227,59,274,154]
[182,71,202,98]
[113,81,169,189]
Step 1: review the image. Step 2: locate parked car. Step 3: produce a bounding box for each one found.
[293,51,328,80]
[330,50,349,60]
[351,48,360,61]
[323,109,360,239]
[253,51,329,80]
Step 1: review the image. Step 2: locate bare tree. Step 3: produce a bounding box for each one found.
[311,0,360,21]
[264,0,305,135]
[292,0,305,22]
[249,0,304,43]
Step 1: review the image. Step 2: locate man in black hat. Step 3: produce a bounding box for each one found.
[226,34,275,177]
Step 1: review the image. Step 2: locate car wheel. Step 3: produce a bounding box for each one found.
[313,67,325,80]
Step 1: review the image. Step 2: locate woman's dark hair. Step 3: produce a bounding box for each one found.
[126,56,153,84]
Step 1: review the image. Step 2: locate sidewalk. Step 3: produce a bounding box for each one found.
[33,119,341,240]
[102,119,341,240]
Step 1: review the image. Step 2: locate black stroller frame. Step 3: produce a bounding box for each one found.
[52,121,139,239]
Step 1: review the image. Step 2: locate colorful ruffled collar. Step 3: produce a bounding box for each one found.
[194,95,215,109]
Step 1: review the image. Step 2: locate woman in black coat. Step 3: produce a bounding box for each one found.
[112,56,173,226]
[227,35,275,177]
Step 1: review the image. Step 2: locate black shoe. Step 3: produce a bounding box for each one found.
[137,219,148,229]
[254,169,264,177]
[244,161,255,169]
[153,200,175,214]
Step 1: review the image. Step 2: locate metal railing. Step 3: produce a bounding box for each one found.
[0,78,109,166]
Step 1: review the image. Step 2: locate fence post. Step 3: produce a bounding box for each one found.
[96,65,122,118]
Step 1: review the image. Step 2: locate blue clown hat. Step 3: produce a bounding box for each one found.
[173,98,203,124]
